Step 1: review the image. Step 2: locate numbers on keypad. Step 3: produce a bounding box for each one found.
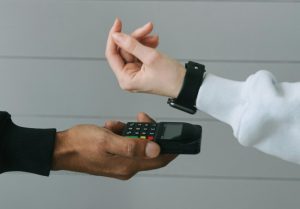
[123,123,157,141]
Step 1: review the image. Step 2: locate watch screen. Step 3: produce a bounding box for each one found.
[161,124,183,140]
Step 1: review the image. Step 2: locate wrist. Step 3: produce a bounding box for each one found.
[52,130,74,171]
[167,61,206,114]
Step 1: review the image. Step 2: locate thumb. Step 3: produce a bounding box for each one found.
[112,32,159,65]
[107,134,160,159]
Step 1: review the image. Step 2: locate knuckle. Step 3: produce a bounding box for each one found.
[118,75,134,92]
[154,163,166,170]
[126,38,137,53]
[153,160,168,170]
[146,51,161,65]
[123,168,134,176]
[103,128,112,134]
[119,80,132,91]
[96,142,104,153]
[125,141,138,157]
[118,165,134,177]
[159,159,172,168]
[97,137,108,151]
[117,176,127,181]
[116,162,138,180]
[160,162,168,168]
[118,175,133,181]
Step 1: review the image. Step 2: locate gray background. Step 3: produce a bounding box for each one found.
[0,1,300,209]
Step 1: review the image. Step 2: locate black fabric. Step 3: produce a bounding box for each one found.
[175,61,206,109]
[0,111,56,176]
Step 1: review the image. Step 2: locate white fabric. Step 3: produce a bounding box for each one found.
[196,70,300,164]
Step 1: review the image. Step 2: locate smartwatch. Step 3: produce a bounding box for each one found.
[168,61,206,114]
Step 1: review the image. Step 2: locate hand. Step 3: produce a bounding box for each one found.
[106,18,186,98]
[52,112,176,180]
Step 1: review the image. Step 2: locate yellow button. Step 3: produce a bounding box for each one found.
[140,136,146,139]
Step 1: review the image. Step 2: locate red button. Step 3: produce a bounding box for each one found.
[147,136,154,141]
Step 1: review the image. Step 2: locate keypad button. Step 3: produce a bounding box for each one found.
[136,127,141,131]
[149,132,155,136]
[128,136,138,138]
[134,131,140,135]
[140,136,146,139]
[126,131,132,135]
[147,136,154,141]
[128,123,135,127]
[143,128,148,131]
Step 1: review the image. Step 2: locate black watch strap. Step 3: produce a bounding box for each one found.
[168,61,206,114]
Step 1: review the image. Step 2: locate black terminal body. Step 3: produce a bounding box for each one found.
[122,122,202,154]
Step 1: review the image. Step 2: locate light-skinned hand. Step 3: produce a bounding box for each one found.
[106,18,186,98]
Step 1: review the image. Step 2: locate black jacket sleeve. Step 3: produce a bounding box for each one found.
[0,111,56,176]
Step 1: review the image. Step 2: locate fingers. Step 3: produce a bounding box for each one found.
[104,113,158,159]
[131,22,153,39]
[136,154,177,171]
[105,154,177,180]
[112,32,160,66]
[130,21,157,48]
[120,35,159,62]
[106,134,160,159]
[121,21,157,63]
[141,35,159,48]
[137,112,155,123]
[104,121,125,135]
[105,18,125,74]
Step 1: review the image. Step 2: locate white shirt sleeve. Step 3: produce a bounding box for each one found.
[196,70,300,164]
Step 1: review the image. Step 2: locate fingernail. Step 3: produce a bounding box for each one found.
[147,22,153,27]
[112,33,125,44]
[146,142,160,158]
[109,121,119,126]
[105,120,120,127]
[144,22,152,27]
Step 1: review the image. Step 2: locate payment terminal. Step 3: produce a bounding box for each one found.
[122,122,202,154]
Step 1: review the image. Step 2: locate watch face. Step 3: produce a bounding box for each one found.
[168,99,197,115]
[161,124,183,140]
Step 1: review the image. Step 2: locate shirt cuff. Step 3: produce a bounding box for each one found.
[196,74,245,136]
[0,112,56,176]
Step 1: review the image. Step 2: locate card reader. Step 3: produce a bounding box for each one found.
[122,122,202,154]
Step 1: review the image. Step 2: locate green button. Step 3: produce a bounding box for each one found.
[127,136,139,138]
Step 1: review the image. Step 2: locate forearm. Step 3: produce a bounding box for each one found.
[0,112,56,176]
[196,73,244,136]
[196,70,300,164]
